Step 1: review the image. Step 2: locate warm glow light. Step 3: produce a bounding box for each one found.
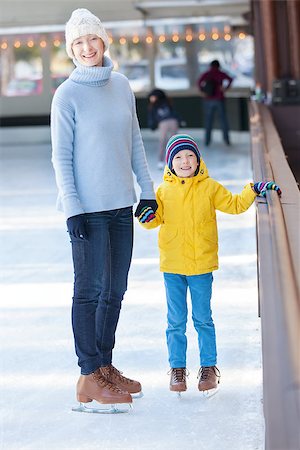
[40,40,47,48]
[212,33,219,40]
[146,35,153,44]
[132,35,139,44]
[172,34,179,43]
[119,37,127,45]
[158,34,166,43]
[53,39,61,47]
[185,33,193,42]
[108,36,113,44]
[224,33,231,41]
[14,40,21,48]
[1,42,8,50]
[199,33,206,41]
[27,40,34,48]
[239,32,246,39]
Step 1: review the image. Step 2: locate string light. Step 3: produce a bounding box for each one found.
[185,29,193,42]
[145,35,153,44]
[211,27,219,40]
[0,28,248,51]
[172,33,180,43]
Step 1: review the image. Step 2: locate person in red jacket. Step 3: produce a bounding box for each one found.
[198,60,233,147]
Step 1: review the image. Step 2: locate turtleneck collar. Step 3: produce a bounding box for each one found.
[69,55,114,87]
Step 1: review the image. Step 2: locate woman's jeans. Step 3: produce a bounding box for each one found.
[204,99,230,145]
[163,272,217,368]
[70,208,133,375]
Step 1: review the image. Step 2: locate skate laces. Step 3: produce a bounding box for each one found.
[168,368,188,383]
[109,364,135,384]
[198,366,220,381]
[93,369,124,393]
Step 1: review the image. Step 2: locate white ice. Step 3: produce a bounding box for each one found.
[0,128,264,450]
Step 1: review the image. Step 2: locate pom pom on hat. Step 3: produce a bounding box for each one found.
[166,134,201,170]
[65,8,109,59]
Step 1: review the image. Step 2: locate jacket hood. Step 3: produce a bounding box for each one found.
[162,158,209,184]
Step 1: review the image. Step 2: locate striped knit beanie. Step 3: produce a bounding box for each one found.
[166,134,201,170]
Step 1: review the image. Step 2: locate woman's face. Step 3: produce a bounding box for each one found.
[72,34,104,66]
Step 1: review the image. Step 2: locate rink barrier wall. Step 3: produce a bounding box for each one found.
[249,100,300,450]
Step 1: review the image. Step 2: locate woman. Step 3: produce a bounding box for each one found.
[51,8,157,411]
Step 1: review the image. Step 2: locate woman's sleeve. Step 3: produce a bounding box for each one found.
[130,90,155,200]
[51,94,84,218]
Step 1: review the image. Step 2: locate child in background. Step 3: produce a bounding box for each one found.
[147,89,181,170]
[137,134,281,395]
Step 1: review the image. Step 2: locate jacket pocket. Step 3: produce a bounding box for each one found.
[158,226,179,250]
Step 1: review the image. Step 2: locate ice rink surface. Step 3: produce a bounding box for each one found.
[0,128,264,450]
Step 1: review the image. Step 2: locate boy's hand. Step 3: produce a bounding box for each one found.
[134,199,158,217]
[138,206,156,223]
[67,214,88,239]
[253,181,282,197]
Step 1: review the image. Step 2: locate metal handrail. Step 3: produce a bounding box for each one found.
[249,100,300,450]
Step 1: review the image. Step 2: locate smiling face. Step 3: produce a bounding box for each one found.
[172,149,199,178]
[72,34,104,66]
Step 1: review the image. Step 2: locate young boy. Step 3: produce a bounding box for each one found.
[137,134,281,395]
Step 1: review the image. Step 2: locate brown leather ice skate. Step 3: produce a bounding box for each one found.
[169,368,188,392]
[197,366,221,392]
[76,369,132,405]
[99,364,142,394]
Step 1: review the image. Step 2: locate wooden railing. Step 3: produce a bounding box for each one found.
[249,101,300,450]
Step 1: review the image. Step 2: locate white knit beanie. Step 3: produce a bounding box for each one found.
[65,8,109,59]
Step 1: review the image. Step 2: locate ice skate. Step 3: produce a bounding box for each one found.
[99,364,143,398]
[197,366,220,398]
[72,369,132,414]
[168,368,188,397]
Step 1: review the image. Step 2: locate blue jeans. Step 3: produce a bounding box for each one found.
[70,208,133,375]
[163,272,217,368]
[204,99,230,145]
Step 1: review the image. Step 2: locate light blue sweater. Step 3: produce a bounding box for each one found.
[51,56,155,219]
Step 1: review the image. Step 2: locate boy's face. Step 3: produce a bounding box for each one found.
[172,149,199,178]
[72,34,104,67]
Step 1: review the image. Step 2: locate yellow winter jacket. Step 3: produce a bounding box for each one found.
[140,160,257,276]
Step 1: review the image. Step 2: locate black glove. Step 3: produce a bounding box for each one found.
[67,214,88,239]
[134,199,158,217]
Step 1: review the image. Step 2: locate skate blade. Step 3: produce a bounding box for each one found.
[201,387,219,399]
[72,402,133,414]
[131,391,143,399]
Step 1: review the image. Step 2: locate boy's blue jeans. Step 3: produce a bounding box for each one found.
[70,208,133,375]
[163,272,217,368]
